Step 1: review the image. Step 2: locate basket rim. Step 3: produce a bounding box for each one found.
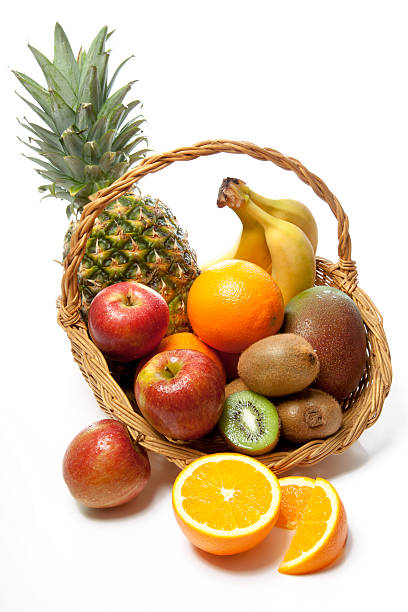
[61,139,354,310]
[57,139,393,474]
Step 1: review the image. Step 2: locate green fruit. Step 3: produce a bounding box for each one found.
[219,391,280,455]
[282,286,367,400]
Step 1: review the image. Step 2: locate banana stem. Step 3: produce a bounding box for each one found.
[217,177,249,209]
[217,177,273,228]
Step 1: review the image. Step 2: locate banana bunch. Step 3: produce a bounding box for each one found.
[204,178,317,304]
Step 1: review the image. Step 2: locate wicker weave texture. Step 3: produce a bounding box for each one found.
[58,139,392,474]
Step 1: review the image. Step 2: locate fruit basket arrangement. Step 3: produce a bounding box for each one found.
[58,138,392,474]
[15,24,392,477]
[15,24,395,572]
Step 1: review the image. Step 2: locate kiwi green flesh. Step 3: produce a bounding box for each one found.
[219,391,280,456]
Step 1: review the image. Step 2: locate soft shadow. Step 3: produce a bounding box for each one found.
[282,441,370,480]
[79,452,179,520]
[359,380,404,458]
[194,528,352,576]
[193,527,293,573]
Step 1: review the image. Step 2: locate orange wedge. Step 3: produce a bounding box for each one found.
[276,476,315,530]
[278,477,348,575]
[172,453,281,555]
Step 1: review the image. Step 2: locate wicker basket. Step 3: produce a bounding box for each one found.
[58,139,392,475]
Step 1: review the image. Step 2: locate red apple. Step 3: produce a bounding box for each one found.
[63,419,150,508]
[88,281,169,362]
[134,349,225,440]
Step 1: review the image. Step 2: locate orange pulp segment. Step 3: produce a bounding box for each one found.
[276,476,315,530]
[172,453,281,555]
[278,477,348,575]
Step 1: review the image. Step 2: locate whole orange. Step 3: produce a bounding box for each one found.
[187,260,284,353]
[135,332,226,379]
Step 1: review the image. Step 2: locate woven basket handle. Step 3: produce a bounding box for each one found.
[61,139,353,309]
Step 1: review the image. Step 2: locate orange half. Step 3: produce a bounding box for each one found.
[278,477,348,574]
[172,453,281,555]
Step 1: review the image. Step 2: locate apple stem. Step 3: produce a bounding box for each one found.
[125,292,135,307]
[164,361,182,378]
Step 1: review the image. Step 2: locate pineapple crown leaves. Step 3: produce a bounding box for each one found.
[14,23,148,218]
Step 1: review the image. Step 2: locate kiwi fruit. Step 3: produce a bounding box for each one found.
[277,388,342,444]
[238,333,319,396]
[225,378,249,398]
[282,286,367,400]
[219,390,280,455]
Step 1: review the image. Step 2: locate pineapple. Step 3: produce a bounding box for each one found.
[14,23,199,333]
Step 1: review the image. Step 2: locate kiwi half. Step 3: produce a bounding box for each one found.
[219,390,280,456]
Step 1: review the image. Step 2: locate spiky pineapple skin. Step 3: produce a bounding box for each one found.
[64,192,200,334]
[15,24,200,335]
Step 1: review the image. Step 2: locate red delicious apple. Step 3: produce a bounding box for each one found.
[134,349,225,441]
[63,419,150,508]
[88,281,169,362]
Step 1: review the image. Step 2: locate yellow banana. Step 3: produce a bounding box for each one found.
[243,198,316,304]
[216,178,315,303]
[234,179,318,253]
[201,180,271,271]
[226,205,272,269]
[248,190,318,253]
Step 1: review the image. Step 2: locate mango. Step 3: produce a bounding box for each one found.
[282,286,367,400]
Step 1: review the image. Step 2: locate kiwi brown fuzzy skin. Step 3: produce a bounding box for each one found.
[276,388,342,444]
[238,334,320,397]
[225,378,249,399]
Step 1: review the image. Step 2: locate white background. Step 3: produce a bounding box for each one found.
[1,1,406,610]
